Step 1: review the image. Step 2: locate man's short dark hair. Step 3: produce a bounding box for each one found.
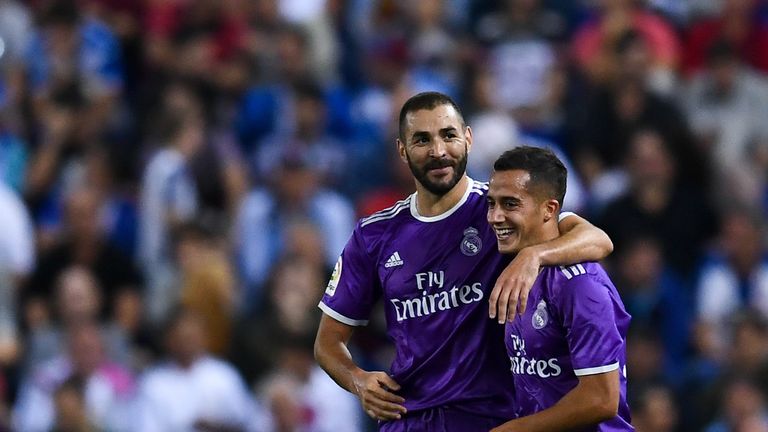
[398,92,464,141]
[493,146,567,207]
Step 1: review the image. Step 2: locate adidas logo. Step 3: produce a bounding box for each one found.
[384,251,404,268]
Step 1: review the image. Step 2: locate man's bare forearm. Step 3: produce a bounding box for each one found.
[492,371,619,432]
[314,315,363,396]
[530,215,613,266]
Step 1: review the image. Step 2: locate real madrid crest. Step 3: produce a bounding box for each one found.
[532,299,549,329]
[460,227,482,256]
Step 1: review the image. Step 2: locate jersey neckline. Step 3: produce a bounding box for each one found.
[410,177,475,223]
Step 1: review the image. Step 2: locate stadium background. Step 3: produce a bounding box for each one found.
[0,0,766,430]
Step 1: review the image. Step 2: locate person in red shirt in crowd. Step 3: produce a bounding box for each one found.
[572,0,680,87]
[684,0,768,76]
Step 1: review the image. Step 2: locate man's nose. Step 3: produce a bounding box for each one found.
[488,205,504,223]
[428,139,447,158]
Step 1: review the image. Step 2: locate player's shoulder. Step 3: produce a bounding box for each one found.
[358,195,414,229]
[542,262,611,289]
[470,180,489,196]
[350,195,414,255]
[356,178,487,233]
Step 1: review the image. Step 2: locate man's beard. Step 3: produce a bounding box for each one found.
[406,145,468,196]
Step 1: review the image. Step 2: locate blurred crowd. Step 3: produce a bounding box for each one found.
[0,0,766,430]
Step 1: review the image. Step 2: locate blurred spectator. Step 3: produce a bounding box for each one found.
[286,0,341,85]
[696,210,768,349]
[26,0,123,145]
[23,110,91,237]
[705,378,768,432]
[598,128,717,276]
[147,81,249,220]
[465,66,522,178]
[133,308,256,432]
[143,0,251,95]
[230,255,324,385]
[14,321,134,432]
[682,39,768,207]
[259,337,362,432]
[684,0,768,75]
[254,81,347,188]
[80,145,140,257]
[0,181,34,366]
[187,128,250,220]
[24,266,132,372]
[690,311,768,430]
[25,185,142,326]
[572,0,680,91]
[351,37,407,141]
[176,218,237,357]
[481,0,565,128]
[244,0,286,84]
[139,107,203,323]
[403,0,459,93]
[465,66,586,211]
[235,27,354,151]
[474,0,571,44]
[574,30,707,195]
[626,326,667,393]
[50,375,98,432]
[614,237,691,384]
[630,384,679,432]
[235,149,354,307]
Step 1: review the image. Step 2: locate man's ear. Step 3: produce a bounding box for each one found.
[542,199,560,222]
[397,138,407,163]
[465,125,472,153]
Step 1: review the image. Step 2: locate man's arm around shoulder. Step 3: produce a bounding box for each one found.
[490,213,614,323]
[490,369,620,432]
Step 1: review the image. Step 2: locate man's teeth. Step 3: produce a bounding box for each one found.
[496,228,514,236]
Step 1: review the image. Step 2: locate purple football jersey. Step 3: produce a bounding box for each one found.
[505,262,633,431]
[319,179,516,420]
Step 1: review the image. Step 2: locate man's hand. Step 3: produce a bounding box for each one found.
[489,246,541,323]
[352,370,407,421]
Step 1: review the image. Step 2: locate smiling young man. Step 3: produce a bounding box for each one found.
[486,147,633,432]
[314,93,614,431]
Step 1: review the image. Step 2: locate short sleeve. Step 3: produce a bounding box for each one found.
[558,275,623,376]
[318,225,380,326]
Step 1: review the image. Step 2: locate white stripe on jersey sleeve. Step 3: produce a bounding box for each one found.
[361,199,411,227]
[573,361,620,376]
[318,302,369,326]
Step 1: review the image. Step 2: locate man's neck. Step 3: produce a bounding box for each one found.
[414,176,470,217]
[527,223,561,252]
